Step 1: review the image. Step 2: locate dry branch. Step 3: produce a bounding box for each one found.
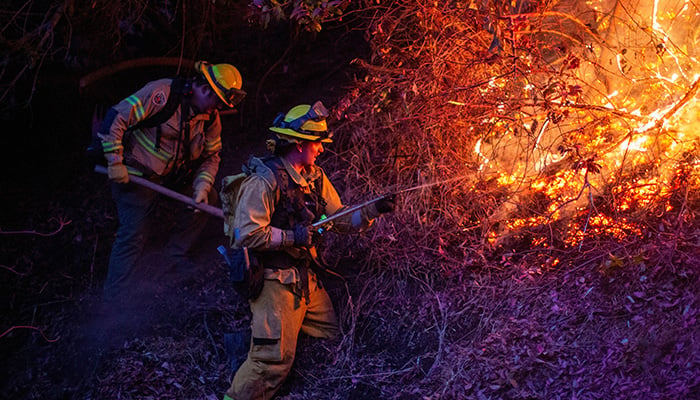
[0,325,60,343]
[0,217,72,236]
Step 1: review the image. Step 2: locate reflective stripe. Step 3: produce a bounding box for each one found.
[205,136,222,152]
[132,130,172,162]
[126,95,144,120]
[102,140,122,153]
[270,227,288,249]
[125,166,143,176]
[196,171,215,184]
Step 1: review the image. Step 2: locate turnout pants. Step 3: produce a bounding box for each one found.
[225,270,338,400]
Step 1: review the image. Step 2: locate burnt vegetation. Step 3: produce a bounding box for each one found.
[2,0,699,399]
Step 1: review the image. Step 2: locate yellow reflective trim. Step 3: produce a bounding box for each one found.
[197,171,214,184]
[102,141,123,153]
[125,166,143,176]
[126,95,144,120]
[131,130,171,162]
[204,137,222,152]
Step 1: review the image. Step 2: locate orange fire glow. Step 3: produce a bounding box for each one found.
[478,0,698,247]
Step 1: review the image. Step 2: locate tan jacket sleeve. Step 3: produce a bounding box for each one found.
[99,80,171,166]
[233,163,379,251]
[233,175,294,251]
[319,172,378,233]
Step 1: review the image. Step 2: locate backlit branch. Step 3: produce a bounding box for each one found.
[0,325,60,343]
[0,0,73,110]
[0,217,72,237]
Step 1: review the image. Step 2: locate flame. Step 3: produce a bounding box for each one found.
[564,215,644,246]
[619,136,649,153]
[475,0,699,248]
[613,177,669,211]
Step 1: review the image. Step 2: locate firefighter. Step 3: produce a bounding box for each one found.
[223,101,394,400]
[99,61,246,301]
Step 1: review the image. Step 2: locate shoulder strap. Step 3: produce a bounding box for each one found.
[262,157,288,204]
[312,170,326,212]
[220,172,249,247]
[131,77,191,150]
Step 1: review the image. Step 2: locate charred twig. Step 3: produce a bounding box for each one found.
[0,0,72,107]
[202,314,219,362]
[1,264,27,276]
[502,11,606,46]
[0,217,72,236]
[0,325,60,343]
[351,58,407,75]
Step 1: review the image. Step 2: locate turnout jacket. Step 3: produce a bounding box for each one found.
[99,78,222,191]
[232,157,380,285]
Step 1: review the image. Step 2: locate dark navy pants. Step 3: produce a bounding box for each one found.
[103,180,217,300]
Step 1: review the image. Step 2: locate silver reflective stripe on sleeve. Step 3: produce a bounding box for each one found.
[270,227,291,249]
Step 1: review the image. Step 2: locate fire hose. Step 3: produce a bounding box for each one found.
[95,165,468,225]
[311,175,469,229]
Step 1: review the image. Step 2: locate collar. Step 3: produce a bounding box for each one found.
[280,156,308,187]
[280,157,321,188]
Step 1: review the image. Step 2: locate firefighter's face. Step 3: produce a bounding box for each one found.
[299,141,324,166]
[192,85,225,113]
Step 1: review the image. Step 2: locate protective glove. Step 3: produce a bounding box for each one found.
[375,194,396,214]
[107,163,129,184]
[193,181,210,204]
[293,224,313,247]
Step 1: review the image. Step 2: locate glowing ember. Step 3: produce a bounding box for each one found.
[474,0,699,247]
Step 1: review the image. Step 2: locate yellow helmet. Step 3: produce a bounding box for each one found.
[269,101,333,143]
[195,61,246,108]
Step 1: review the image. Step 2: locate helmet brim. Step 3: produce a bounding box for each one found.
[197,61,237,108]
[203,74,234,108]
[269,127,333,143]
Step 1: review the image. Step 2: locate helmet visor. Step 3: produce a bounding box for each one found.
[223,87,247,107]
[285,101,329,132]
[270,101,333,142]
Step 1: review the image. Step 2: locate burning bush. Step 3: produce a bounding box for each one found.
[325,0,699,271]
[306,2,700,397]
